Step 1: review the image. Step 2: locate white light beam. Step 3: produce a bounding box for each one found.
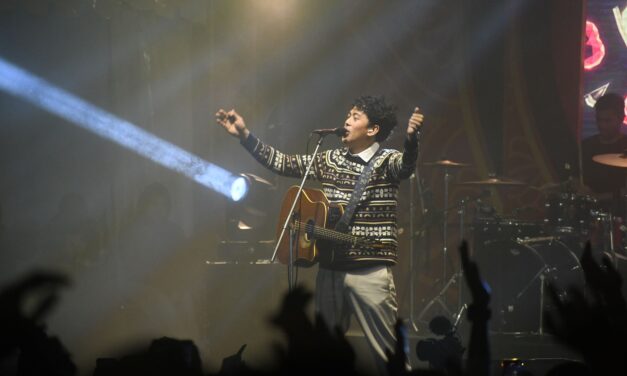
[0,57,248,201]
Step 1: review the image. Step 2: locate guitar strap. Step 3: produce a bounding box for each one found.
[334,148,384,234]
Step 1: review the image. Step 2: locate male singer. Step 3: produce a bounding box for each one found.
[216,95,424,372]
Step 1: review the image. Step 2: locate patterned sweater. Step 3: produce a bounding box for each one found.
[241,133,419,270]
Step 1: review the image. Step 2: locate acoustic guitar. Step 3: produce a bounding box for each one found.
[275,186,384,266]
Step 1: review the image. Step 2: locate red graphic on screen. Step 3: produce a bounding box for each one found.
[584,21,606,70]
[623,95,627,126]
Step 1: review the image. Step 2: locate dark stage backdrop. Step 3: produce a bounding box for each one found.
[0,0,585,371]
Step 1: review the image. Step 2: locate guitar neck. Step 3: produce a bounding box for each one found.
[293,220,361,246]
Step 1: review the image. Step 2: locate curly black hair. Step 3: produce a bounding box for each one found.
[595,93,624,117]
[352,95,398,142]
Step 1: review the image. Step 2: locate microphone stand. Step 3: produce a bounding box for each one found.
[270,133,329,291]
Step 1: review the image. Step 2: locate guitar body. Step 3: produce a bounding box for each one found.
[275,186,343,267]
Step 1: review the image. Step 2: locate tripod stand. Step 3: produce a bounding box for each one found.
[413,160,469,328]
[415,198,469,327]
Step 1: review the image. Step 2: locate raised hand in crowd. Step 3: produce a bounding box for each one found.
[544,242,627,375]
[269,285,357,375]
[460,240,490,376]
[0,270,75,376]
[385,320,448,376]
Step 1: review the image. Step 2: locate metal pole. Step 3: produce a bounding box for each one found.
[409,173,417,331]
[271,135,327,289]
[443,169,450,283]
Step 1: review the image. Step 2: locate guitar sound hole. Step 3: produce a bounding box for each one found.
[304,219,315,241]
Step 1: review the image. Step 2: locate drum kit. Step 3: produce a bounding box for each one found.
[412,153,627,335]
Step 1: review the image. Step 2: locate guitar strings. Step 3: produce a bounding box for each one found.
[293,220,358,244]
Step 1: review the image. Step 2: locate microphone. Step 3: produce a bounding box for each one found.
[311,127,347,136]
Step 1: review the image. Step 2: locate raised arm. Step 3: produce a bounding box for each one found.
[216,108,250,141]
[387,106,424,180]
[215,108,320,179]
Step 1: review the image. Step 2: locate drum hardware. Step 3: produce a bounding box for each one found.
[590,209,610,218]
[457,176,527,187]
[473,238,584,334]
[473,217,545,245]
[474,190,497,217]
[452,303,468,331]
[530,179,575,193]
[512,263,549,335]
[410,159,468,331]
[409,168,428,331]
[539,273,546,335]
[422,158,471,278]
[607,212,616,259]
[456,197,468,318]
[589,208,617,253]
[592,152,627,266]
[592,151,627,168]
[416,270,461,324]
[459,176,529,241]
[422,159,471,168]
[415,159,470,327]
[543,193,598,237]
[416,195,473,328]
[516,236,557,245]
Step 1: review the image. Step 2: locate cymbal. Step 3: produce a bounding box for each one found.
[422,159,470,168]
[457,177,526,187]
[593,153,627,168]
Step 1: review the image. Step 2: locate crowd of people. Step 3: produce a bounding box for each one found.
[1,240,624,375]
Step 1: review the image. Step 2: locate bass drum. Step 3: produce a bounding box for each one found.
[473,238,584,334]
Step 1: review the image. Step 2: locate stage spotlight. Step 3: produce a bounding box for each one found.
[226,173,275,240]
[0,57,247,201]
[218,173,277,262]
[229,175,250,202]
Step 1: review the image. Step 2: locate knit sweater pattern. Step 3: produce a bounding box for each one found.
[242,133,419,269]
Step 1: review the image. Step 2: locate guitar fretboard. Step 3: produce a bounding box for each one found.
[293,220,363,247]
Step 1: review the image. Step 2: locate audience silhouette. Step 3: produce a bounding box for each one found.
[0,241,624,375]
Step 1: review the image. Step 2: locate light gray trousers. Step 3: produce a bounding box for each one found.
[315,265,399,374]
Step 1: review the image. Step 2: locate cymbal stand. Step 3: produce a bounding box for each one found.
[409,167,428,332]
[416,166,455,325]
[454,198,467,325]
[409,172,418,331]
[597,211,616,264]
[453,304,467,331]
[512,264,548,335]
[417,197,469,325]
[416,272,456,321]
[609,212,615,257]
[539,273,546,335]
[607,210,623,269]
[443,166,451,281]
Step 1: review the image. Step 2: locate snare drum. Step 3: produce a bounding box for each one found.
[544,193,597,236]
[473,238,584,333]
